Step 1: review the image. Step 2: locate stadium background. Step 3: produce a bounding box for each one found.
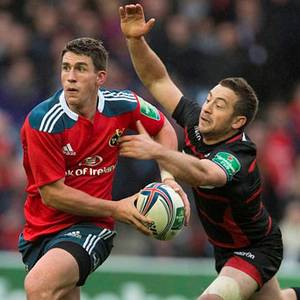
[0,0,300,298]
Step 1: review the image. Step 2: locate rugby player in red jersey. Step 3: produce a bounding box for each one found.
[19,37,189,300]
[119,4,300,300]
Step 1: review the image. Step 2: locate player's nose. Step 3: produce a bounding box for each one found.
[67,69,77,82]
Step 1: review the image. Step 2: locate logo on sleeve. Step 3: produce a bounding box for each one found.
[212,152,241,181]
[138,96,160,120]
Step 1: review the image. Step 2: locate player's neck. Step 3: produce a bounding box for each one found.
[68,97,98,122]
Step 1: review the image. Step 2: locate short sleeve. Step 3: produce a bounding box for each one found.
[129,93,165,136]
[208,149,242,182]
[22,118,65,187]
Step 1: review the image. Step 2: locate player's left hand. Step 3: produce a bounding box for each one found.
[119,120,161,160]
[162,178,190,226]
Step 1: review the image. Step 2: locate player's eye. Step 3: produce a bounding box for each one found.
[77,65,86,72]
[215,102,225,109]
[62,65,70,71]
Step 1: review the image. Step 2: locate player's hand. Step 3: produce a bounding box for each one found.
[119,121,161,160]
[163,178,191,226]
[119,4,155,39]
[112,193,153,235]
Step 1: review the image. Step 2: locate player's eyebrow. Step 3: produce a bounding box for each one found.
[62,62,89,67]
[208,91,228,104]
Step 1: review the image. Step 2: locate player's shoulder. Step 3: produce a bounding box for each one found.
[208,133,256,181]
[28,90,77,133]
[100,88,139,116]
[173,96,201,127]
[223,132,256,152]
[211,132,256,161]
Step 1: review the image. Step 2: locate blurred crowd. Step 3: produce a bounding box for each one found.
[0,0,300,263]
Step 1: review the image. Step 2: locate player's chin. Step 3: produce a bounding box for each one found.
[198,125,211,134]
[65,94,81,105]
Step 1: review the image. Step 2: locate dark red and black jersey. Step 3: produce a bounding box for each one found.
[173,96,273,249]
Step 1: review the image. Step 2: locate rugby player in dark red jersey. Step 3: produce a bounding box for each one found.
[119,4,300,300]
[19,37,189,300]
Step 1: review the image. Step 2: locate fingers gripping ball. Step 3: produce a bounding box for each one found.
[136,182,185,240]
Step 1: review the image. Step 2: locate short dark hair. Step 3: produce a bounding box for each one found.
[219,77,259,128]
[61,37,108,71]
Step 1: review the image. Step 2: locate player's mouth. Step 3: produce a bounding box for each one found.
[66,88,79,93]
[200,115,211,123]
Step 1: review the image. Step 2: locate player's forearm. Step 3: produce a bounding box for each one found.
[153,118,177,150]
[127,37,168,88]
[39,182,116,217]
[153,119,178,180]
[152,147,208,187]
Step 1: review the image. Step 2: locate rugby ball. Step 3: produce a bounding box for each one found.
[136,182,185,240]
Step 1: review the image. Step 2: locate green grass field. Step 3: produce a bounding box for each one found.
[1,252,299,299]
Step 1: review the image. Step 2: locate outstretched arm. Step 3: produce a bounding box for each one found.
[119,4,183,115]
[120,122,227,188]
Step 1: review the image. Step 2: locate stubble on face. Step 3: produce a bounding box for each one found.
[198,85,239,144]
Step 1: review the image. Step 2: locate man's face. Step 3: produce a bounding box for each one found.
[61,51,101,106]
[199,84,240,142]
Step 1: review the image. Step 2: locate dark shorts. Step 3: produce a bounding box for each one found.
[18,222,116,286]
[214,226,283,288]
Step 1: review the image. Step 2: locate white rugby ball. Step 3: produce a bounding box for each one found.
[136,182,185,240]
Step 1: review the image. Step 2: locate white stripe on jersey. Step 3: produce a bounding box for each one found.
[101,90,133,96]
[47,109,65,133]
[104,97,137,103]
[41,106,63,132]
[101,91,136,102]
[39,103,61,131]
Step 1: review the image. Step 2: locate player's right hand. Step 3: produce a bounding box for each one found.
[112,194,153,235]
[119,4,155,39]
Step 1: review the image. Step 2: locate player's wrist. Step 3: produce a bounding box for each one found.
[151,143,166,160]
[126,35,145,43]
[160,169,175,183]
[105,200,118,218]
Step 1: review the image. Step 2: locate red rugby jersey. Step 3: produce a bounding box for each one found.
[21,88,165,241]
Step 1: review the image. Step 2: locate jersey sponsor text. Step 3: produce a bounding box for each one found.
[65,165,116,177]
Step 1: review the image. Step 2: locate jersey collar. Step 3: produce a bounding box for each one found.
[59,89,105,120]
[97,89,105,113]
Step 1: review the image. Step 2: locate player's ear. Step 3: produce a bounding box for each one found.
[96,70,107,86]
[232,115,246,130]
